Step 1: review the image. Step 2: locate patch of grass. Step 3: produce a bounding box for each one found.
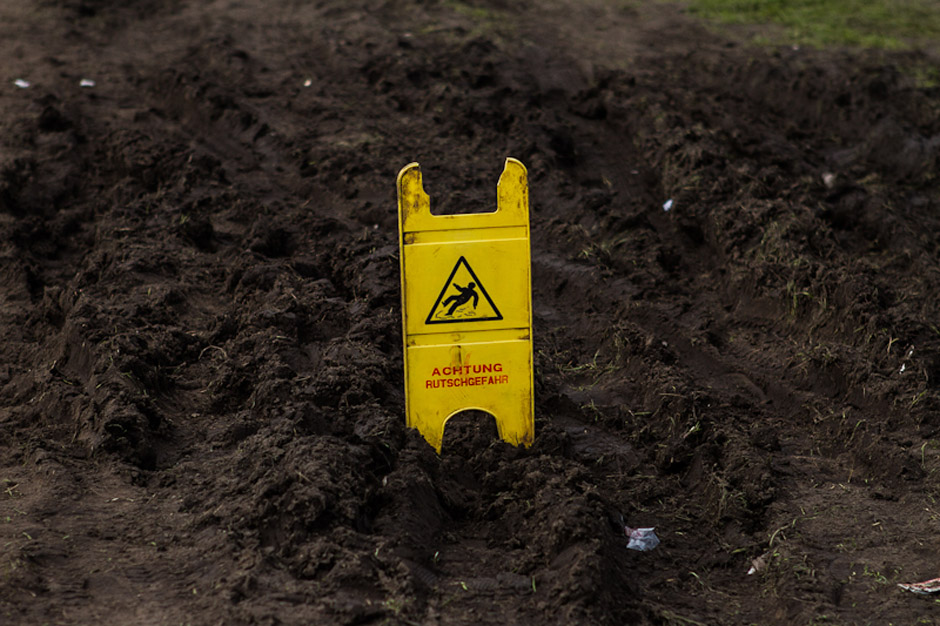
[683,0,940,50]
[658,609,708,626]
[383,596,405,615]
[560,348,617,377]
[444,0,497,21]
[435,0,513,38]
[578,235,630,267]
[861,563,890,585]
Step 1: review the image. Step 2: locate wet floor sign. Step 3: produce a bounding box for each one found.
[397,158,534,453]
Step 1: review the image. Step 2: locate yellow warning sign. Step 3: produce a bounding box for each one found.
[397,158,534,453]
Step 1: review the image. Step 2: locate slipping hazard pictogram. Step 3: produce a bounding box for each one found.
[397,158,534,453]
[426,256,502,324]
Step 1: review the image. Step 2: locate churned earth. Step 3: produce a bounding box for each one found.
[2,1,940,624]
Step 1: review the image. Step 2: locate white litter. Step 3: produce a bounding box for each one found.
[747,553,768,575]
[303,78,312,87]
[899,577,940,595]
[900,346,914,374]
[80,78,96,88]
[625,526,660,551]
[14,79,31,89]
[663,199,673,212]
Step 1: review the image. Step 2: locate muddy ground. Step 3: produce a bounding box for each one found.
[2,1,940,624]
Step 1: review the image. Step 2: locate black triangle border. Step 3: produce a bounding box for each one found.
[425,256,503,325]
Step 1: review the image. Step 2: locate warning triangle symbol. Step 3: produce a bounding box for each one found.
[426,256,503,325]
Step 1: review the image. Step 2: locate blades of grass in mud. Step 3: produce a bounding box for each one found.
[684,0,940,49]
[656,608,708,626]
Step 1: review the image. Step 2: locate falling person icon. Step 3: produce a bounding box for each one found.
[442,282,479,316]
[424,257,504,325]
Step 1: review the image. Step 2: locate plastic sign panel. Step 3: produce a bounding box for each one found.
[397,158,534,453]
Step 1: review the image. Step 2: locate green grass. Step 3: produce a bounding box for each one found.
[683,0,940,49]
[443,0,497,21]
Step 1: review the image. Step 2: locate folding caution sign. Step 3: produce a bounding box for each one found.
[397,158,534,453]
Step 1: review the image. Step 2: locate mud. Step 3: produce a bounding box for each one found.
[2,1,940,624]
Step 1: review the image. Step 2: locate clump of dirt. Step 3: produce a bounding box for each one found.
[2,0,940,624]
